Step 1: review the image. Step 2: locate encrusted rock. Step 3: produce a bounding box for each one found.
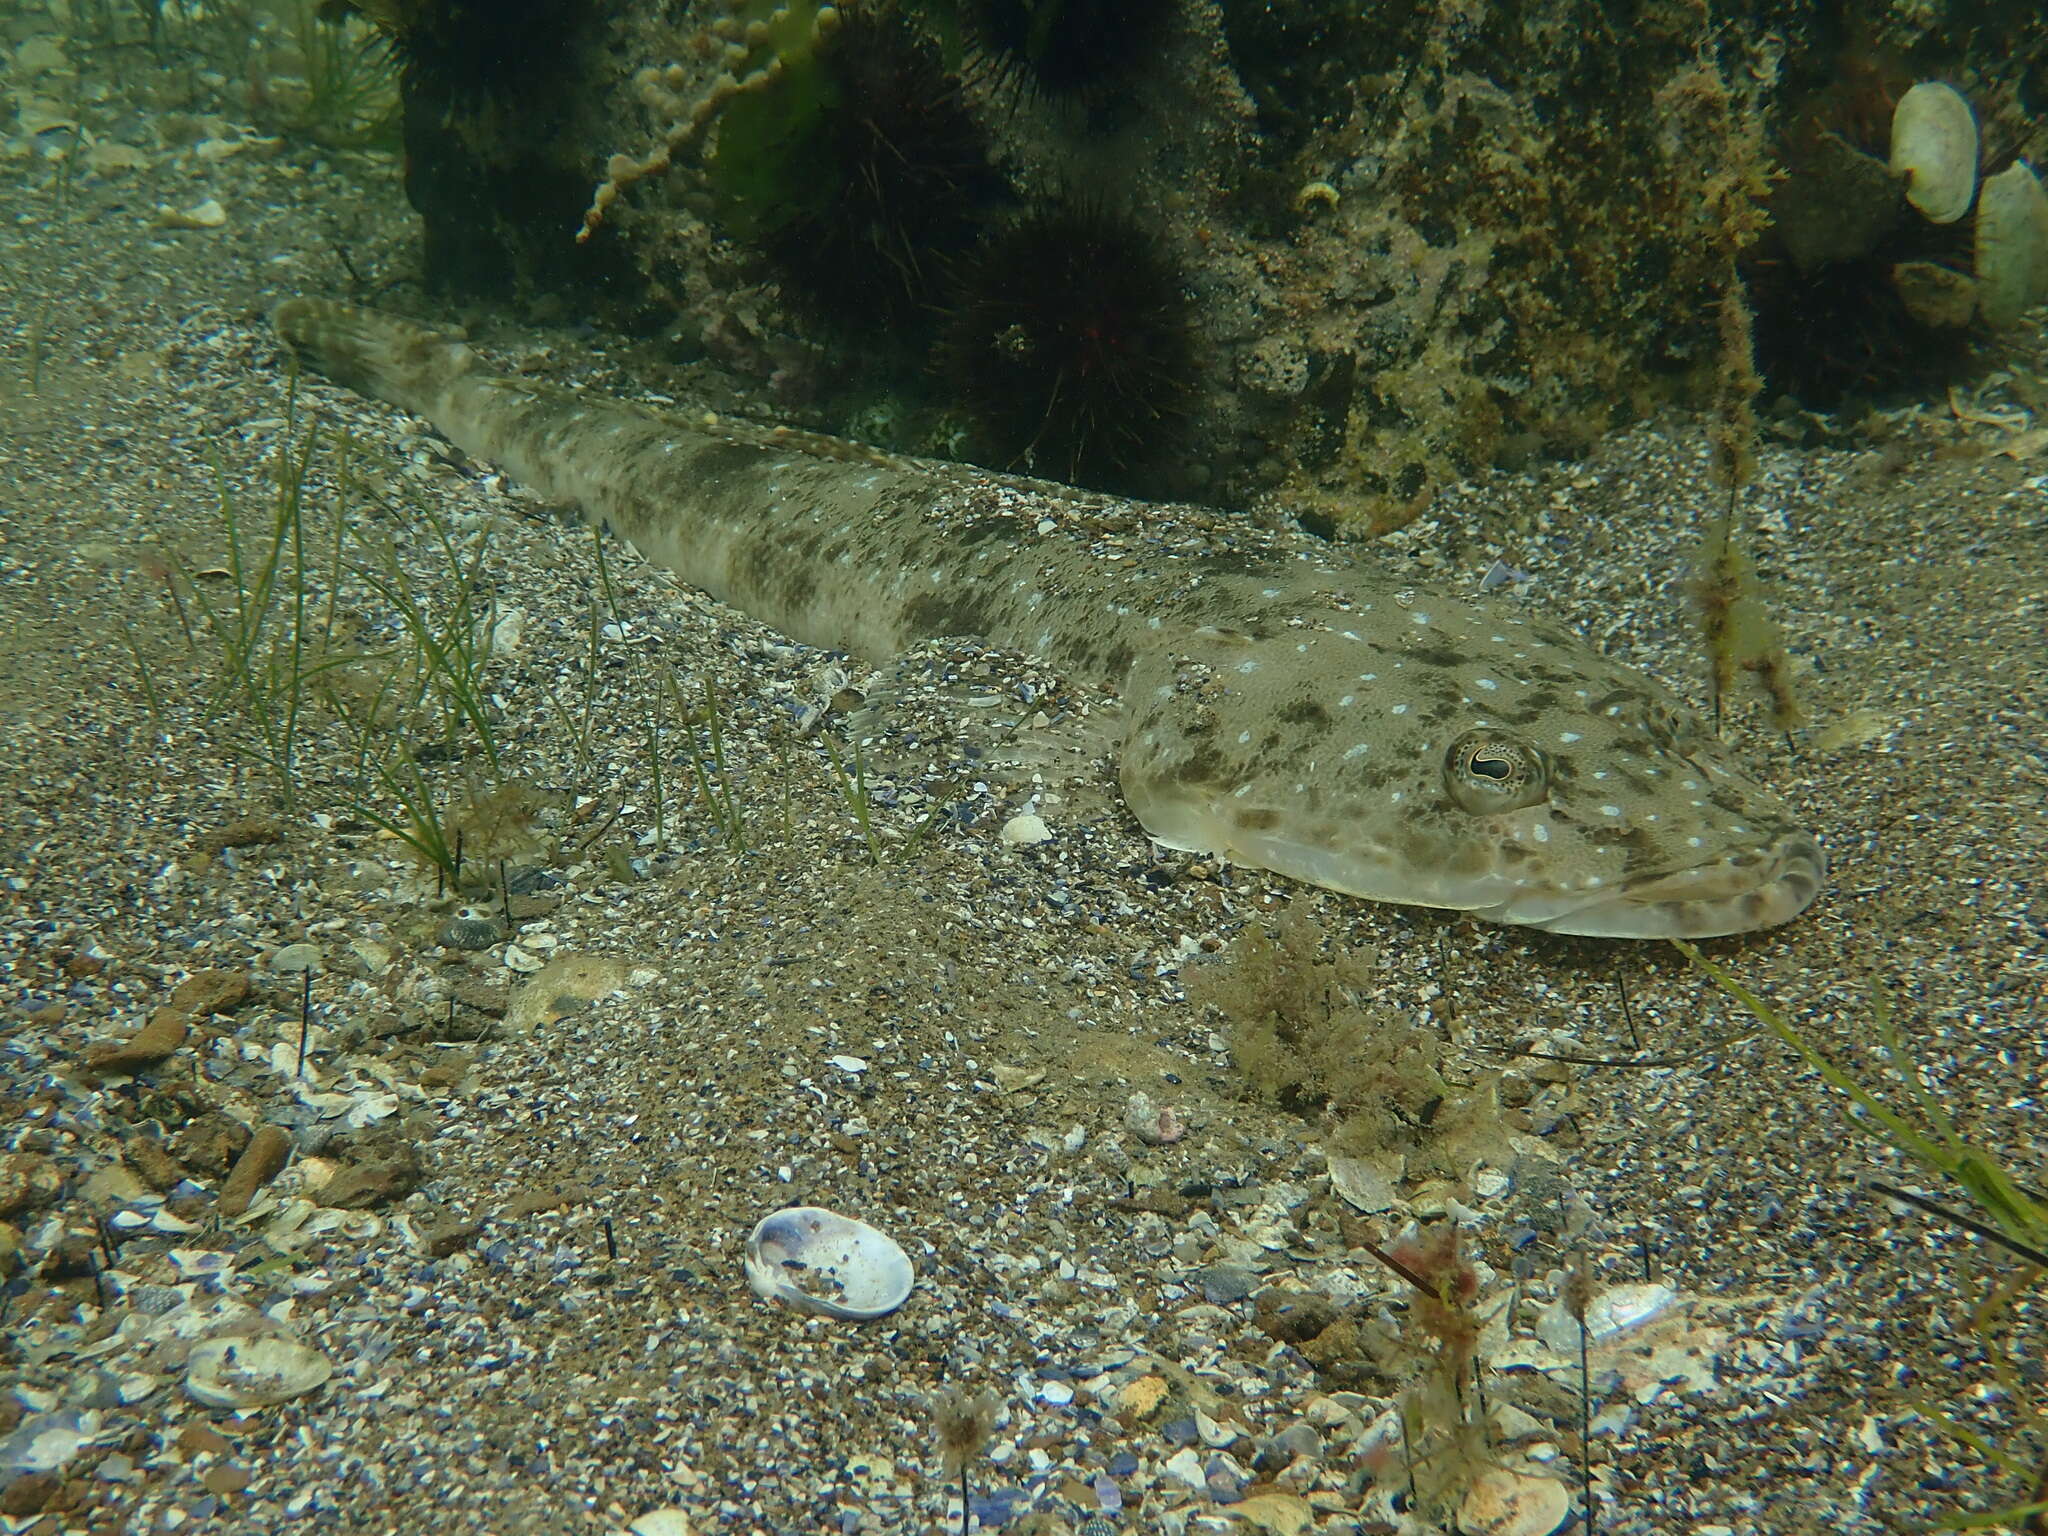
[218,1125,294,1218]
[85,1005,189,1073]
[1892,260,1977,329]
[167,967,252,1017]
[124,1137,188,1193]
[0,1155,62,1220]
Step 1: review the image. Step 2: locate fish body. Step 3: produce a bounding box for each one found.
[273,299,1822,938]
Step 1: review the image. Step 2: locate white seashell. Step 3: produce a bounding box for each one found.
[744,1206,914,1320]
[184,1336,333,1407]
[1000,812,1052,847]
[502,943,544,973]
[167,1249,231,1280]
[627,1512,693,1536]
[1890,82,1978,225]
[1458,1467,1570,1536]
[1327,1154,1399,1213]
[0,1409,104,1476]
[270,942,324,974]
[1535,1280,1677,1352]
[1974,160,2048,326]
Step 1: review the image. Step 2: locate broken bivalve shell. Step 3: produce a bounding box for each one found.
[1458,1468,1571,1536]
[744,1206,913,1320]
[1890,81,1979,225]
[1974,160,2048,326]
[184,1335,334,1407]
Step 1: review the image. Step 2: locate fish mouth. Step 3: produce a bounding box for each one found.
[1497,831,1828,939]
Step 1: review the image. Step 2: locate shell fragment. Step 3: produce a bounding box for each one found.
[184,1336,334,1408]
[1975,160,2048,326]
[1890,82,1978,225]
[744,1206,914,1320]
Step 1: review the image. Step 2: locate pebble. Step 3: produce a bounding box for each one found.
[217,1124,293,1217]
[166,968,251,1016]
[1194,1264,1256,1305]
[84,1006,188,1073]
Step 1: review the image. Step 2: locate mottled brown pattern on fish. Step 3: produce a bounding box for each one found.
[271,299,1824,937]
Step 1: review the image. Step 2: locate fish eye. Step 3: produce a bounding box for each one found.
[1443,730,1549,814]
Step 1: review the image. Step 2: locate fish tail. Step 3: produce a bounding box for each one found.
[271,298,475,414]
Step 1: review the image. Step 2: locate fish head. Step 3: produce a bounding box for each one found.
[1118,597,1823,938]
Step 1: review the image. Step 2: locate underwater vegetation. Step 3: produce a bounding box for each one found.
[938,201,1197,486]
[249,4,401,151]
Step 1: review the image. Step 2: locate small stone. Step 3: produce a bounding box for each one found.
[177,1424,231,1457]
[1270,1421,1324,1462]
[627,1511,692,1536]
[124,1137,187,1193]
[84,141,149,174]
[1123,1091,1184,1145]
[1114,1375,1167,1421]
[1193,1264,1256,1305]
[200,1465,249,1497]
[1226,1491,1314,1535]
[155,197,227,230]
[317,1148,420,1210]
[85,1006,188,1073]
[217,1125,292,1218]
[1204,1453,1246,1502]
[1457,1468,1570,1536]
[0,1155,63,1219]
[0,1472,58,1517]
[168,969,251,1017]
[1162,1447,1205,1489]
[347,938,396,976]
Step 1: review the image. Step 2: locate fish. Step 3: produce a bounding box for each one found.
[272,298,1824,938]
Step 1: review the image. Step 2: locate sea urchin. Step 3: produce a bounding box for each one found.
[939,202,1196,488]
[710,4,1006,324]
